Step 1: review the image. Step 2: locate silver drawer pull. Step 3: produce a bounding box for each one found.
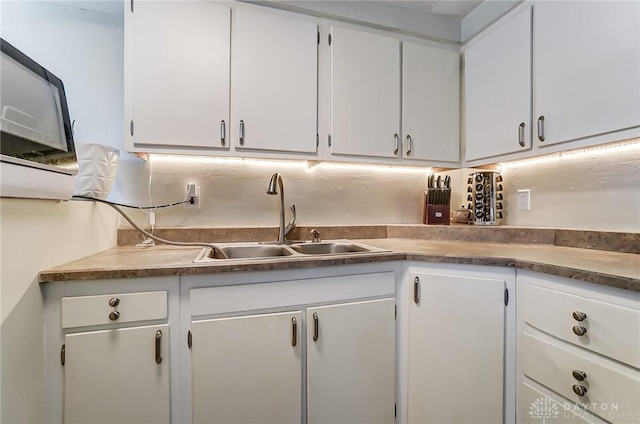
[572,370,587,381]
[572,311,587,321]
[220,120,226,146]
[393,134,399,155]
[313,312,319,342]
[155,330,163,364]
[537,115,545,142]
[406,135,413,155]
[109,311,120,321]
[413,276,420,304]
[572,325,587,336]
[291,317,297,347]
[572,384,587,397]
[108,297,120,307]
[518,122,525,147]
[239,120,245,146]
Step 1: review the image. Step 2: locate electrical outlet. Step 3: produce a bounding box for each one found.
[517,189,531,210]
[185,183,200,209]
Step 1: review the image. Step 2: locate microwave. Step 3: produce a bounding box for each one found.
[0,38,78,199]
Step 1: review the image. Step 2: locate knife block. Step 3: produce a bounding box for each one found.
[422,192,450,225]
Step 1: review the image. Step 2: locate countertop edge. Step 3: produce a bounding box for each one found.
[39,249,640,292]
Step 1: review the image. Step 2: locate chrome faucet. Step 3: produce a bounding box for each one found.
[266,172,296,244]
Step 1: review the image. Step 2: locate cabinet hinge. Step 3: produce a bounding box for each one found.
[130,120,134,136]
[328,33,332,46]
[504,288,509,306]
[60,344,65,366]
[187,330,192,349]
[328,134,332,147]
[130,0,134,13]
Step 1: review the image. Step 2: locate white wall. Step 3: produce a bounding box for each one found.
[0,2,124,422]
[1,0,148,205]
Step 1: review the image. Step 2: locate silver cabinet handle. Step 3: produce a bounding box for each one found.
[393,134,399,155]
[239,120,245,146]
[572,311,587,321]
[291,317,297,347]
[108,297,120,307]
[312,312,319,342]
[406,135,413,156]
[572,385,587,397]
[537,115,545,142]
[220,120,226,146]
[109,311,120,321]
[518,122,525,147]
[155,330,162,364]
[572,325,587,336]
[572,370,587,381]
[413,276,420,304]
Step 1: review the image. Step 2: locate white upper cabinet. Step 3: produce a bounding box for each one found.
[533,1,640,147]
[464,1,640,164]
[464,6,532,162]
[127,1,230,150]
[329,26,401,159]
[231,8,318,155]
[403,42,460,163]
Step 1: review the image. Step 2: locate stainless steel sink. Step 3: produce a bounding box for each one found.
[194,244,296,262]
[289,241,371,255]
[193,240,387,263]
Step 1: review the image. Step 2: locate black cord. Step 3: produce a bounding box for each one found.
[71,195,189,209]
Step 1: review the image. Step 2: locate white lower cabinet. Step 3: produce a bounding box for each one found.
[405,268,511,424]
[517,271,640,424]
[307,299,396,424]
[63,324,170,424]
[185,268,397,423]
[191,311,302,424]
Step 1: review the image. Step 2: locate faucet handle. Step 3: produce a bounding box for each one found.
[284,204,297,237]
[311,229,321,243]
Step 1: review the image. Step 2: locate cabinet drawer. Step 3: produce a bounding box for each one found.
[520,332,640,424]
[190,272,395,316]
[62,291,167,328]
[518,379,607,423]
[520,282,640,368]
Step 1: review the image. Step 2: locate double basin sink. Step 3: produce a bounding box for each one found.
[193,240,387,262]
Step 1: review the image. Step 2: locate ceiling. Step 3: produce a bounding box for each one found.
[45,0,484,19]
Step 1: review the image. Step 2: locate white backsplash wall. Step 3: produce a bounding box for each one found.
[435,141,640,232]
[499,142,640,232]
[140,158,429,228]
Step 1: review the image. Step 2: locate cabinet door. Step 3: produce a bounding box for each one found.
[231,8,317,154]
[533,1,640,146]
[129,1,230,150]
[464,6,532,162]
[307,298,395,424]
[330,27,401,159]
[64,325,170,424]
[408,273,505,424]
[191,311,302,424]
[403,42,459,162]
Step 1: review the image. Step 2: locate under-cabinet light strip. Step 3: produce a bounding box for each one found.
[498,138,640,171]
[148,154,431,174]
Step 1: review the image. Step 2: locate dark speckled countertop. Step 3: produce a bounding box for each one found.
[39,237,640,292]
